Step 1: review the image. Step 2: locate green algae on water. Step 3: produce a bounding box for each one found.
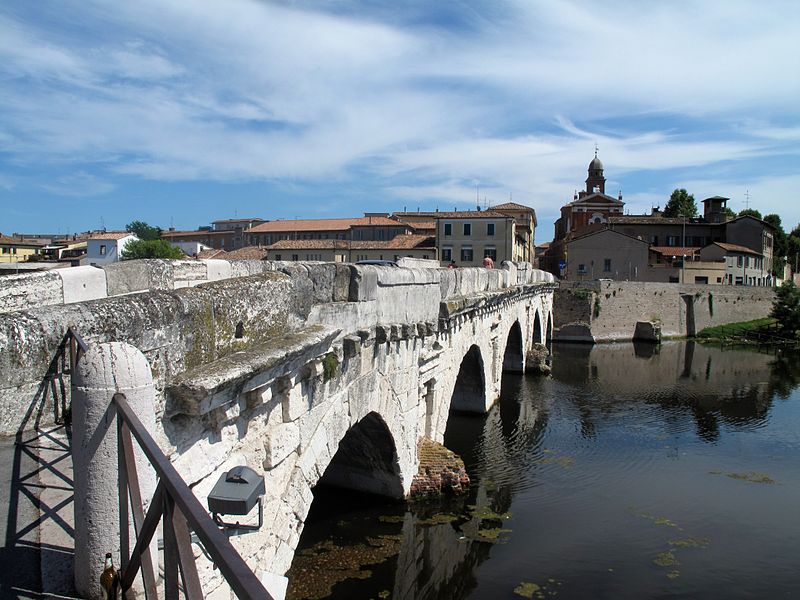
[514,582,541,598]
[666,570,680,579]
[417,513,459,526]
[709,471,776,484]
[653,551,680,567]
[669,536,710,548]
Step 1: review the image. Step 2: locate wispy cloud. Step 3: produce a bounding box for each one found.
[0,0,798,231]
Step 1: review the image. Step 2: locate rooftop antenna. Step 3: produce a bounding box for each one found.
[100,215,105,232]
[744,189,751,210]
[594,142,599,158]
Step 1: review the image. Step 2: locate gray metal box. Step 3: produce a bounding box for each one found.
[207,466,265,516]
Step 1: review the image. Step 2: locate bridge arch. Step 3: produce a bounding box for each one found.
[316,411,404,499]
[449,344,488,414]
[533,310,543,345]
[502,320,524,374]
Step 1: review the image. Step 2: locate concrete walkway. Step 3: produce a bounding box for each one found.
[0,427,78,599]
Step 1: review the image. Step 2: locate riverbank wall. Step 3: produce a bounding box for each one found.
[554,281,775,343]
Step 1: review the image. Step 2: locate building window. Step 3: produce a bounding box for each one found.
[737,256,743,267]
[461,246,473,262]
[463,223,472,236]
[578,264,587,274]
[650,235,659,245]
[667,236,678,246]
[603,258,611,272]
[441,247,452,262]
[99,244,107,256]
[444,223,452,236]
[275,254,281,260]
[292,254,299,261]
[487,223,495,236]
[484,247,497,261]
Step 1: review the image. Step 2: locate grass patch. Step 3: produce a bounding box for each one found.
[696,318,776,339]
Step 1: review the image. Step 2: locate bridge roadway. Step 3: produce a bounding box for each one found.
[0,258,554,598]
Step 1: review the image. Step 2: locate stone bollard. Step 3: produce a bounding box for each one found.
[72,342,157,599]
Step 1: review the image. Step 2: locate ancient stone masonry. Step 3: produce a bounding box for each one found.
[554,281,775,342]
[409,438,470,498]
[0,258,555,594]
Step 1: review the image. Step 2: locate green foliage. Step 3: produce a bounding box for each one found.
[663,189,698,218]
[737,208,763,220]
[723,207,736,220]
[121,239,185,260]
[764,213,787,275]
[322,352,339,382]
[771,280,800,338]
[125,220,162,241]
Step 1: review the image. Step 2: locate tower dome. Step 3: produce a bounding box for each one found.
[589,156,604,171]
[585,150,606,194]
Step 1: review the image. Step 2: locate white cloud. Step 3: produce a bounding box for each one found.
[0,0,798,231]
[41,172,115,197]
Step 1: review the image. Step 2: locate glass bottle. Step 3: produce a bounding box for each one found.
[100,552,118,599]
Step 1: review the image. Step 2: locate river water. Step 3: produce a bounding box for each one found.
[286,341,800,599]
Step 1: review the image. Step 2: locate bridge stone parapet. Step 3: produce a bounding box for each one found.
[0,258,555,595]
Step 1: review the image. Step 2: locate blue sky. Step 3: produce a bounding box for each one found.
[1,0,799,239]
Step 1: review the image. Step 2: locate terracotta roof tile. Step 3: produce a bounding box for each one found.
[650,246,700,256]
[88,231,136,240]
[434,211,511,219]
[713,242,761,256]
[224,246,270,260]
[198,249,227,259]
[248,216,403,233]
[491,202,534,211]
[265,234,434,251]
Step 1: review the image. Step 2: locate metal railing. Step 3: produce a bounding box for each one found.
[44,326,89,424]
[112,393,273,600]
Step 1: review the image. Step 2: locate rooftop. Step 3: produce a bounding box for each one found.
[248,216,403,234]
[87,231,135,241]
[265,234,435,251]
[713,242,762,256]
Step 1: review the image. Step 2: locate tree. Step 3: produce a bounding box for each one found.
[723,207,736,220]
[764,213,787,276]
[121,239,185,260]
[770,279,800,338]
[663,189,698,218]
[126,220,162,241]
[738,208,763,220]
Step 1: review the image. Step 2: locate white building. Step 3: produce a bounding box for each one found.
[86,232,138,266]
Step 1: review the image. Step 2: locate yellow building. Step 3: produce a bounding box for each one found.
[0,235,46,263]
[435,211,519,267]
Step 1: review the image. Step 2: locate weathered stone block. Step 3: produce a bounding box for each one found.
[348,265,378,302]
[634,320,662,343]
[58,266,108,305]
[264,422,300,468]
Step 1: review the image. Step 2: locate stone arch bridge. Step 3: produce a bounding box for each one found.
[0,258,554,593]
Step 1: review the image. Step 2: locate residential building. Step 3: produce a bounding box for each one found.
[86,232,138,266]
[264,234,435,263]
[161,229,240,251]
[700,243,769,286]
[435,211,516,266]
[247,215,415,246]
[394,201,537,264]
[0,235,46,263]
[211,218,266,231]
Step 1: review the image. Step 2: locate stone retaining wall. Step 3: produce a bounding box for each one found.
[555,281,775,342]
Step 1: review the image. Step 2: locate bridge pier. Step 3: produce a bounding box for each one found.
[72,342,157,599]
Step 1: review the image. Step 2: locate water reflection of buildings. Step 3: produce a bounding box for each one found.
[550,341,791,443]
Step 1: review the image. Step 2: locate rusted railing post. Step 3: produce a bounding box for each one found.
[72,342,157,599]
